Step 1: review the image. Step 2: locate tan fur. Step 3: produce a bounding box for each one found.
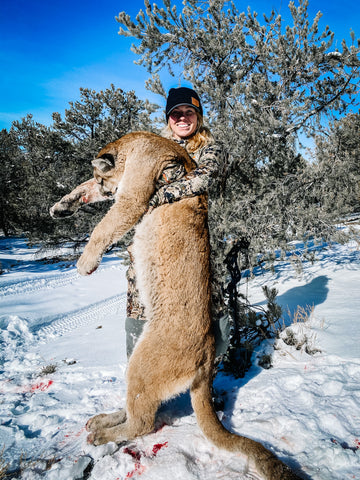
[50,132,303,480]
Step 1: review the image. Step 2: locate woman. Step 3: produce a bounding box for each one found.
[125,87,229,358]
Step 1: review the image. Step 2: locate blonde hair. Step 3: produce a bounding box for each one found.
[161,112,214,154]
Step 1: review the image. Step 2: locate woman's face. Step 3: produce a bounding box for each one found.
[168,105,198,139]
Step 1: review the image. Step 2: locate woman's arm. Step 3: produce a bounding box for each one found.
[149,143,223,208]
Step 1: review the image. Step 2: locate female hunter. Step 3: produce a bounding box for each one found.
[126,86,229,358]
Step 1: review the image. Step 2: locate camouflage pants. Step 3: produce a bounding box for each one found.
[126,254,146,321]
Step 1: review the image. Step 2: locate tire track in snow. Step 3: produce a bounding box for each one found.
[0,270,79,297]
[0,264,123,298]
[36,293,127,340]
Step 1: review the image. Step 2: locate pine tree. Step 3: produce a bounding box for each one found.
[116,0,360,263]
[0,129,23,236]
[314,112,360,217]
[6,115,79,243]
[52,84,157,150]
[116,0,360,369]
[2,86,156,245]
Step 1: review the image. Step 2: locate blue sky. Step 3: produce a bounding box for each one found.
[0,0,359,131]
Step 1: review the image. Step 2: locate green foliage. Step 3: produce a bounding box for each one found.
[117,0,360,373]
[117,0,360,267]
[1,86,156,245]
[314,112,360,215]
[52,84,157,148]
[0,128,23,236]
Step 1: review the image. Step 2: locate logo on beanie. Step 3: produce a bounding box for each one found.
[191,97,200,108]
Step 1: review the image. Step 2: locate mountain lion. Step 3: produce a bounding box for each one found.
[50,131,303,479]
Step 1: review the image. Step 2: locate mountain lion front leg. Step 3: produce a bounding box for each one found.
[77,150,161,275]
[50,178,109,218]
[77,195,149,275]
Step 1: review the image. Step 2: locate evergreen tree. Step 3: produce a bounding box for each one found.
[6,115,80,243]
[47,85,157,246]
[314,112,360,217]
[0,129,23,236]
[52,84,157,153]
[116,0,360,266]
[2,86,156,245]
[116,0,360,369]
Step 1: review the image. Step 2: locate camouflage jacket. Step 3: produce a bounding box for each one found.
[148,139,223,208]
[126,138,224,320]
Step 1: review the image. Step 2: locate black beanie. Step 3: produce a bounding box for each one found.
[166,87,203,122]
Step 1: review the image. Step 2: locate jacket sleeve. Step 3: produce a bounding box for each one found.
[149,143,223,208]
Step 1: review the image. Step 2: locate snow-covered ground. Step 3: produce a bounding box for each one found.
[0,235,359,479]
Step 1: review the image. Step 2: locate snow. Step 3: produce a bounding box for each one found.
[1,235,360,479]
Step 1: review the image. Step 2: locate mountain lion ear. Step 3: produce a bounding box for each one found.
[92,153,115,172]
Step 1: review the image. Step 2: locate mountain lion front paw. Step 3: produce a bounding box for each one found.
[77,247,102,276]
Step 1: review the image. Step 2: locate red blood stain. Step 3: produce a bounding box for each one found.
[2,379,54,394]
[124,447,142,462]
[64,427,86,439]
[125,462,146,478]
[124,448,144,479]
[124,441,168,478]
[124,447,144,478]
[81,196,89,203]
[30,380,53,392]
[152,442,168,455]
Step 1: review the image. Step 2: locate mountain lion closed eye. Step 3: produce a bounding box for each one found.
[50,131,303,480]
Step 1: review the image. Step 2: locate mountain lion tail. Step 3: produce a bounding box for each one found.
[190,369,303,480]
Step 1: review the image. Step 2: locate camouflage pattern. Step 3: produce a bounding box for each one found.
[126,248,146,320]
[148,140,223,208]
[126,139,224,324]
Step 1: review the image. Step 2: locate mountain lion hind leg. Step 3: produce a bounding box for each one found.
[86,320,202,446]
[86,410,127,433]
